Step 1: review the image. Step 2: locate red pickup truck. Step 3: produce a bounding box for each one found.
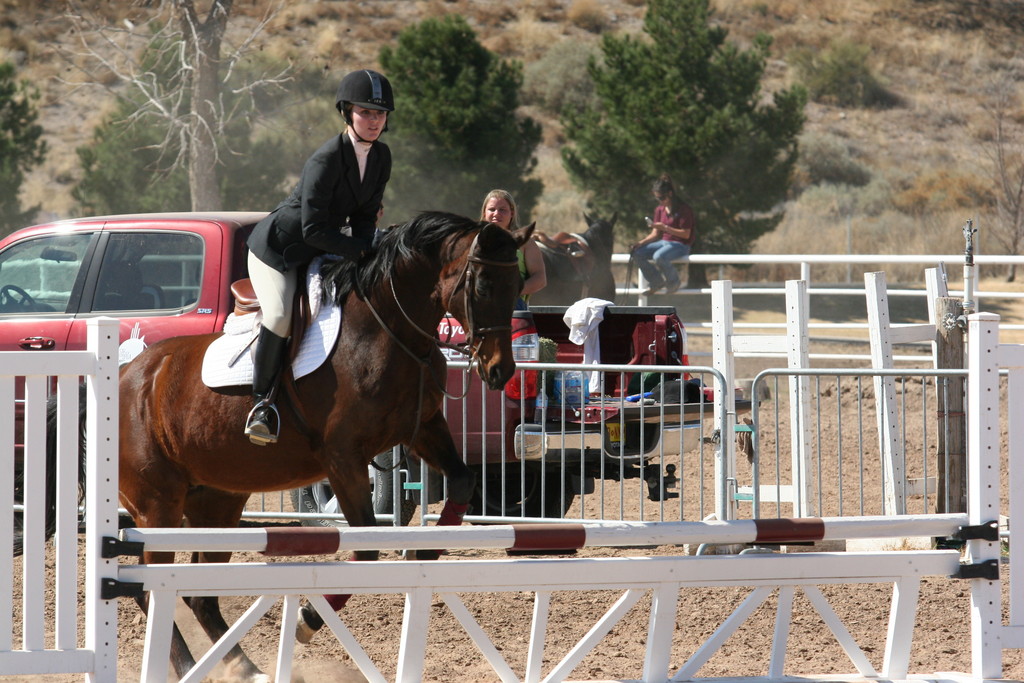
[0,212,689,526]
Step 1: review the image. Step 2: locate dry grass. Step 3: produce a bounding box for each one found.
[566,0,609,33]
[484,10,564,60]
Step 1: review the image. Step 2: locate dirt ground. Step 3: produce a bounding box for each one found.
[14,339,1024,683]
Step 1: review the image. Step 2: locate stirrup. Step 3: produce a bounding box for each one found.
[244,400,280,445]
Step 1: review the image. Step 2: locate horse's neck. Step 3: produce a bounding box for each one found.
[356,266,448,344]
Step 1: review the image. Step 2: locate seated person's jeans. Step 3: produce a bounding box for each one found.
[633,240,691,289]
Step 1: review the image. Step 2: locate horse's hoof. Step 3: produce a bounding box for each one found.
[407,549,442,561]
[295,600,324,644]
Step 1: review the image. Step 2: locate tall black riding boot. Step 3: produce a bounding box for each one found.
[244,327,289,445]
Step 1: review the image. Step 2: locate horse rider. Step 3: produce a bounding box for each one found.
[243,69,394,444]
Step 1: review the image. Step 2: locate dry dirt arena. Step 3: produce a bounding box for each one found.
[16,341,1024,682]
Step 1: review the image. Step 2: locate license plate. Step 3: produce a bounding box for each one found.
[606,422,621,443]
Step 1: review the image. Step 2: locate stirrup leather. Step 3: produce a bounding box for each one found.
[244,399,281,445]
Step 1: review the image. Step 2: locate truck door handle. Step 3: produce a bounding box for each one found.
[19,336,56,350]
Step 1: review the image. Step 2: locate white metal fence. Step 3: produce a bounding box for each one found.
[246,363,964,531]
[613,251,1024,336]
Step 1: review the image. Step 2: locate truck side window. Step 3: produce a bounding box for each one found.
[93,232,204,312]
[0,233,92,315]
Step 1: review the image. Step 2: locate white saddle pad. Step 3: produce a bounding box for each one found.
[201,260,342,388]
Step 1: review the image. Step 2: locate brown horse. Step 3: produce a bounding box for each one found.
[117,212,533,681]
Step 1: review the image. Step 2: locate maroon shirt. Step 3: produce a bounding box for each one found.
[655,201,696,246]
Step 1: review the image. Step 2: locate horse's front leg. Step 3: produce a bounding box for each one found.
[180,490,270,682]
[295,454,379,644]
[407,412,477,559]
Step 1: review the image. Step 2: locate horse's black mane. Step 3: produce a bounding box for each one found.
[319,211,487,306]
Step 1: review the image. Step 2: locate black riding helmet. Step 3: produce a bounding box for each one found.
[336,69,394,126]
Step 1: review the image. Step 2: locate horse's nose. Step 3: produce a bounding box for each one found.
[487,362,513,390]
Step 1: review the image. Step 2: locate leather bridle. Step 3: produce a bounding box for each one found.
[361,232,519,370]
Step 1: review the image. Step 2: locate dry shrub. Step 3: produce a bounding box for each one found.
[0,28,32,58]
[567,0,608,33]
[474,2,519,27]
[719,0,803,22]
[522,38,598,114]
[789,39,900,108]
[423,0,513,27]
[348,16,404,43]
[496,12,563,60]
[521,0,567,22]
[312,24,355,62]
[794,132,872,190]
[891,170,995,216]
[273,4,331,29]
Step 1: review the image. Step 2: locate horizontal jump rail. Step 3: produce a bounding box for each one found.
[121,551,964,683]
[117,513,971,556]
[118,552,964,594]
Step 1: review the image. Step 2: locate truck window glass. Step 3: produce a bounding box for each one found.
[0,233,92,315]
[93,232,203,312]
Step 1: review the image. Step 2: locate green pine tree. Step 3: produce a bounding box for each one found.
[379,14,542,224]
[0,61,47,236]
[562,0,806,282]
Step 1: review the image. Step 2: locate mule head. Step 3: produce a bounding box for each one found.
[451,221,533,390]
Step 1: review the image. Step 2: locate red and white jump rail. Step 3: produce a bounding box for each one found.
[118,514,971,556]
[112,513,989,683]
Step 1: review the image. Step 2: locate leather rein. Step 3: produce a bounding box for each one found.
[359,232,519,394]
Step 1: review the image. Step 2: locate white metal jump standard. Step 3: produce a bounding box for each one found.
[712,279,813,517]
[864,269,947,515]
[0,318,120,681]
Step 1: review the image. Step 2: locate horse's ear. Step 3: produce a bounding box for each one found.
[583,212,594,226]
[512,222,535,247]
[610,212,618,227]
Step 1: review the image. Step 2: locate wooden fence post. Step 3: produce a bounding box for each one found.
[935,296,965,513]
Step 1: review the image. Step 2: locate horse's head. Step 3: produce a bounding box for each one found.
[449,220,535,390]
[580,211,618,302]
[582,211,617,257]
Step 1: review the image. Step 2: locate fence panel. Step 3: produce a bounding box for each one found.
[745,368,967,522]
[1,318,119,681]
[244,364,729,527]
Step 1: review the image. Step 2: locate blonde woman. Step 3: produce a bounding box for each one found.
[480,189,546,309]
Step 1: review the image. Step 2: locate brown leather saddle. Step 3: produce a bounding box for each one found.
[229,277,312,365]
[533,231,596,282]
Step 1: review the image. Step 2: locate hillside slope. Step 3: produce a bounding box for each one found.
[3,0,1022,250]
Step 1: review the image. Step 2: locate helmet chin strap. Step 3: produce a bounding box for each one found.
[349,127,373,143]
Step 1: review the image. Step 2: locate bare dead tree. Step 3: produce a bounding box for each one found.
[59,0,291,211]
[981,66,1024,282]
